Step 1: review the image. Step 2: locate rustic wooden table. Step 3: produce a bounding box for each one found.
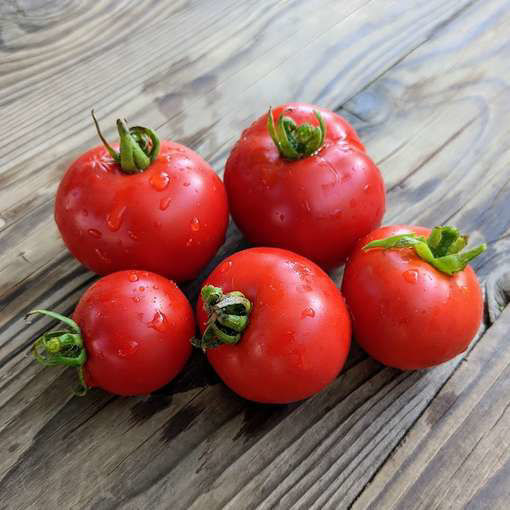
[2,1,510,508]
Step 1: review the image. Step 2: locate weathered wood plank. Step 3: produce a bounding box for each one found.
[353,305,510,510]
[2,0,510,509]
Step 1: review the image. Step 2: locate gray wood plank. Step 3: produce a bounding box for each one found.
[353,305,510,510]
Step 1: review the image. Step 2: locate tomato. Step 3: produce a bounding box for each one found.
[30,270,194,396]
[224,103,385,269]
[193,247,351,403]
[342,225,486,370]
[55,113,228,282]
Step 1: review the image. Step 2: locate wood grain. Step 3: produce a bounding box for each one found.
[1,0,510,508]
[353,305,510,510]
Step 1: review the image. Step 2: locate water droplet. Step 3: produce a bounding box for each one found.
[220,260,233,273]
[128,230,138,240]
[95,248,110,263]
[278,213,285,222]
[191,217,200,231]
[301,307,315,318]
[183,181,191,187]
[117,340,139,358]
[106,204,127,231]
[139,286,145,292]
[303,200,311,213]
[148,310,168,332]
[160,196,172,211]
[403,269,419,284]
[186,238,193,247]
[88,229,102,238]
[128,273,138,282]
[149,171,170,191]
[153,285,159,290]
[132,296,141,303]
[341,171,352,183]
[363,184,370,192]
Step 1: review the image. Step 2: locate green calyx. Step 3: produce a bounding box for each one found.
[27,310,89,396]
[267,107,326,160]
[192,285,252,351]
[91,110,160,174]
[363,226,487,275]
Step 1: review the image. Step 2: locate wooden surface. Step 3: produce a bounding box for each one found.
[1,1,510,508]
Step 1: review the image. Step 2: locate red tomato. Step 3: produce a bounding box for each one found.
[224,103,385,269]
[194,247,351,403]
[30,270,194,396]
[342,225,485,370]
[55,115,228,282]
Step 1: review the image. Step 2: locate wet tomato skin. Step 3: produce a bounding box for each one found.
[73,270,194,395]
[342,225,484,370]
[55,141,228,282]
[224,103,385,269]
[196,247,351,403]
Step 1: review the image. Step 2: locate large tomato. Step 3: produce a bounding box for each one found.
[224,103,385,269]
[342,225,486,369]
[30,270,194,396]
[193,247,351,403]
[55,113,228,282]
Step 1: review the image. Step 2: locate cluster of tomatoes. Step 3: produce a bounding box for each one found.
[29,104,486,403]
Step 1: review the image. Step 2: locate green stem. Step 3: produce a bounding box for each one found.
[363,226,487,275]
[191,285,252,351]
[27,310,89,396]
[267,107,326,160]
[91,110,161,174]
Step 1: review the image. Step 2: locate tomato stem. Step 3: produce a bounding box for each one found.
[27,309,89,396]
[192,285,252,351]
[267,107,326,160]
[91,110,161,174]
[363,226,487,275]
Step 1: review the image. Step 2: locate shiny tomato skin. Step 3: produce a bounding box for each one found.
[73,270,194,396]
[342,225,484,370]
[224,103,385,269]
[55,141,228,282]
[196,247,351,403]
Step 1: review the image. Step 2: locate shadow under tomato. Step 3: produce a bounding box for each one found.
[232,400,299,442]
[129,350,220,425]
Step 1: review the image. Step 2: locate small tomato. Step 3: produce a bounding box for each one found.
[342,225,486,369]
[55,113,228,282]
[29,270,194,396]
[193,247,351,403]
[224,103,385,269]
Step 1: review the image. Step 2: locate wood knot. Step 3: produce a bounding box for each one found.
[486,266,510,323]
